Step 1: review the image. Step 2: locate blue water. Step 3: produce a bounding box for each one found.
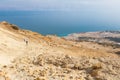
[0,11,120,36]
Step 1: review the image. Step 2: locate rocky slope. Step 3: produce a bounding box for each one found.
[0,21,120,80]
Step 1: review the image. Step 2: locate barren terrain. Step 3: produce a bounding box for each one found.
[0,21,120,80]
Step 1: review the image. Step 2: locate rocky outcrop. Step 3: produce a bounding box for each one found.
[1,53,120,80]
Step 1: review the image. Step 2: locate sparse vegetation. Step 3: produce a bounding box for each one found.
[11,25,19,30]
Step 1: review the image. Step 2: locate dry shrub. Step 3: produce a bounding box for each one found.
[34,77,45,80]
[11,25,19,30]
[91,70,100,77]
[92,63,102,70]
[90,63,102,77]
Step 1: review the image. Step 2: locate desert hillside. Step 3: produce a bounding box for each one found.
[0,21,120,80]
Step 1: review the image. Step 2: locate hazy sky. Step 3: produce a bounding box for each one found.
[0,0,120,33]
[0,0,120,11]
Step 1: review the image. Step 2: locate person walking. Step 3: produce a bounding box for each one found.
[24,38,29,45]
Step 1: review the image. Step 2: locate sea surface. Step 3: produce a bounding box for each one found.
[0,11,120,36]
